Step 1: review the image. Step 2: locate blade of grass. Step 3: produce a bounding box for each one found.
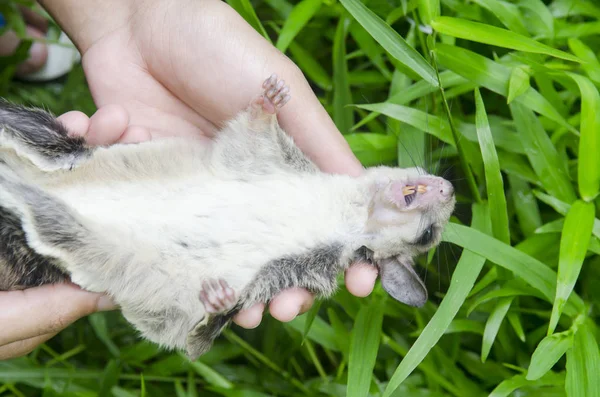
[190,360,233,389]
[509,102,577,204]
[471,0,529,35]
[347,296,385,397]
[550,0,600,19]
[527,329,573,380]
[338,0,439,86]
[333,15,353,133]
[302,299,322,344]
[140,373,146,397]
[566,320,600,397]
[382,203,489,397]
[532,191,600,240]
[508,174,542,237]
[568,39,600,84]
[222,330,309,393]
[418,0,440,25]
[507,67,530,104]
[288,40,333,91]
[445,319,485,335]
[431,17,581,63]
[568,73,600,201]
[442,223,585,314]
[498,151,540,185]
[327,308,350,358]
[88,313,120,358]
[475,88,510,243]
[435,43,574,132]
[432,52,482,203]
[287,314,340,352]
[345,133,397,166]
[489,372,565,397]
[556,21,600,39]
[507,311,526,342]
[349,23,393,80]
[518,0,554,38]
[548,200,595,335]
[264,0,293,17]
[387,0,419,25]
[352,71,467,131]
[481,297,513,362]
[275,0,323,53]
[225,0,271,42]
[355,103,454,144]
[98,360,121,397]
[397,125,426,169]
[0,3,26,37]
[467,281,544,315]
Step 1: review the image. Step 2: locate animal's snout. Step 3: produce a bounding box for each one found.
[439,179,454,198]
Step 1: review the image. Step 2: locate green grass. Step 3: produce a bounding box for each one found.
[1,0,600,396]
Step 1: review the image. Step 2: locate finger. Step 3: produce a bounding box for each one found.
[18,27,48,76]
[0,27,48,76]
[57,111,91,137]
[345,262,378,297]
[85,104,130,146]
[0,332,56,360]
[0,283,117,345]
[268,287,314,322]
[19,6,50,33]
[233,302,264,329]
[118,125,152,144]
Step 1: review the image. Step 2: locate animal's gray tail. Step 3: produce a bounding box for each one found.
[0,99,90,163]
[0,170,81,290]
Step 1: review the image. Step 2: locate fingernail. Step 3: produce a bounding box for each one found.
[97,295,117,312]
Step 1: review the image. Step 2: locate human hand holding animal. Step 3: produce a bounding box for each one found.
[0,0,377,359]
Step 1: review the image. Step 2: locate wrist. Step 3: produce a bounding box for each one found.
[37,0,147,53]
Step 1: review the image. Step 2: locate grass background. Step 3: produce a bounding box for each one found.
[1,0,600,396]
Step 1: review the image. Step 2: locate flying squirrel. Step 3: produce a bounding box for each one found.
[0,74,455,358]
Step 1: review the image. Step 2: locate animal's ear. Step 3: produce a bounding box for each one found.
[378,256,427,307]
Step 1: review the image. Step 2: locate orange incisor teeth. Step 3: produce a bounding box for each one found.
[402,186,416,195]
[417,184,427,193]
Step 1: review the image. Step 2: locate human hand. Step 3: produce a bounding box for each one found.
[38,0,379,328]
[0,283,115,360]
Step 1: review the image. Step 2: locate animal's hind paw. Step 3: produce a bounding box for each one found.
[199,278,237,314]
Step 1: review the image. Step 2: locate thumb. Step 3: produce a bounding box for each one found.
[0,283,116,345]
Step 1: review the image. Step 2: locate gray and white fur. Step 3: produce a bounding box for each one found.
[0,75,455,359]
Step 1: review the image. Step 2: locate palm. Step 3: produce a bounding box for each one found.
[82,30,208,141]
[80,0,288,143]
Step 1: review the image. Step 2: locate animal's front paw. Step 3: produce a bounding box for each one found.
[199,278,237,314]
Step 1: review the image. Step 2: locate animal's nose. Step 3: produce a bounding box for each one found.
[439,179,454,198]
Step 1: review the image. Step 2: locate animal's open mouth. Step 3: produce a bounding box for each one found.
[402,184,427,206]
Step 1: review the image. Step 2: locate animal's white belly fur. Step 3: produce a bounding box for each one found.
[49,171,368,293]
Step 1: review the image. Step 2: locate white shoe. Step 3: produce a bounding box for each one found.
[20,29,81,82]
